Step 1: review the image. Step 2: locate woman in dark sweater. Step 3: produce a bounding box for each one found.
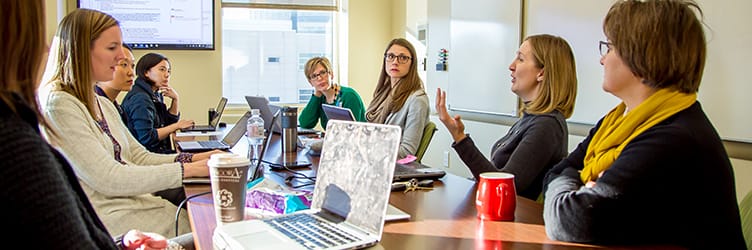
[542,0,745,248]
[435,34,578,200]
[122,53,194,153]
[0,1,177,249]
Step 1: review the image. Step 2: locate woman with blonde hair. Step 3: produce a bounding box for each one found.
[41,8,216,240]
[436,34,577,200]
[367,38,430,158]
[298,56,366,129]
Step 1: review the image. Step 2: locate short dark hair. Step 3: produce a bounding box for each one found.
[135,52,169,85]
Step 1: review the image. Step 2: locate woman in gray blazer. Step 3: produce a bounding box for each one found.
[366,38,430,159]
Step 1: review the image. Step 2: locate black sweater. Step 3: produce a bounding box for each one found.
[0,95,120,249]
[453,111,568,200]
[543,102,745,249]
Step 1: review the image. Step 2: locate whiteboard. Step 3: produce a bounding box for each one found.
[446,0,521,117]
[525,0,752,142]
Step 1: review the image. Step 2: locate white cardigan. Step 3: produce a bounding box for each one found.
[41,91,189,237]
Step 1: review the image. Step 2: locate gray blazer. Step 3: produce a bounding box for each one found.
[384,89,430,158]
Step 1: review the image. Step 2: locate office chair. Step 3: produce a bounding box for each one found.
[741,190,752,249]
[414,121,437,162]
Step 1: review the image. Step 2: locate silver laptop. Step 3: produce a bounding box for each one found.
[181,97,227,132]
[213,120,402,250]
[244,95,320,135]
[183,112,276,184]
[321,104,356,122]
[177,111,250,152]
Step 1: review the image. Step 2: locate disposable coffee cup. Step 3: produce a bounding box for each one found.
[208,153,251,224]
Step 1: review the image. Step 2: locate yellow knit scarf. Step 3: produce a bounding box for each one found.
[580,88,697,183]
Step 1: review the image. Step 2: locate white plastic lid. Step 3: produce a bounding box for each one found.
[208,153,251,168]
[251,109,260,116]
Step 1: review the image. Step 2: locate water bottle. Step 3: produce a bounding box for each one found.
[246,109,265,162]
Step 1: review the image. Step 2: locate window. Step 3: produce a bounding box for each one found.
[222,0,339,105]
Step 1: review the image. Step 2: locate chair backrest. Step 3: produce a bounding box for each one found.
[414,121,437,162]
[741,190,752,249]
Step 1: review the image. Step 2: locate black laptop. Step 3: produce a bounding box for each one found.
[393,161,446,182]
[176,111,250,152]
[181,97,227,132]
[321,104,356,121]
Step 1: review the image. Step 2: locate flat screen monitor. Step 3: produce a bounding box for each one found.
[78,0,215,50]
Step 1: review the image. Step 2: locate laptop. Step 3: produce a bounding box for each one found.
[176,111,250,152]
[393,161,446,182]
[213,120,402,250]
[321,104,356,121]
[181,97,228,132]
[244,96,320,135]
[183,112,275,184]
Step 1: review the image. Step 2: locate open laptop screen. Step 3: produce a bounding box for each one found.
[321,104,356,122]
[210,97,228,127]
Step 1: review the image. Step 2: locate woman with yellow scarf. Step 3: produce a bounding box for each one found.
[542,0,745,248]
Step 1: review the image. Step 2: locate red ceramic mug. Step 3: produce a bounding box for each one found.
[476,172,516,221]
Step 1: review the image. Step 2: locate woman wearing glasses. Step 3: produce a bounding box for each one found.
[543,0,744,248]
[366,38,430,159]
[299,57,366,129]
[435,34,577,200]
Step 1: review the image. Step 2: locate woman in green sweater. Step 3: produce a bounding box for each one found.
[298,57,366,129]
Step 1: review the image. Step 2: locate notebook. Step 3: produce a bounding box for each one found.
[244,96,320,135]
[176,111,250,152]
[181,97,227,132]
[213,120,402,250]
[321,104,356,122]
[393,161,446,182]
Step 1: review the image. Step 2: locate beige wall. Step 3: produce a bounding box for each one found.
[347,0,396,108]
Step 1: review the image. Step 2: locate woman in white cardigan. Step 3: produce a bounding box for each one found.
[40,9,216,238]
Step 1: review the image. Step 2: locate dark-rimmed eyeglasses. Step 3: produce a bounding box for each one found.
[309,70,329,80]
[384,53,412,64]
[599,41,612,56]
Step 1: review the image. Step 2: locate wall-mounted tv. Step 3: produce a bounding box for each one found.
[78,0,215,50]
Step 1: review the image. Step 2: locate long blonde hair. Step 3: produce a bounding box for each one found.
[48,8,119,121]
[0,0,47,123]
[366,38,425,123]
[523,34,578,118]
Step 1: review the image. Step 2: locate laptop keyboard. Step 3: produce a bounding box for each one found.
[264,213,360,250]
[198,140,225,148]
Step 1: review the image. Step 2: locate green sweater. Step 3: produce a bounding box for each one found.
[299,85,366,129]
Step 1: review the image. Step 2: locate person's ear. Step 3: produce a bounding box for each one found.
[536,69,545,82]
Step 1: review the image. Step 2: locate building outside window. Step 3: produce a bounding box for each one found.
[222,0,339,105]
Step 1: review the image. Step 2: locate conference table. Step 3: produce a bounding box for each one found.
[176,131,679,250]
